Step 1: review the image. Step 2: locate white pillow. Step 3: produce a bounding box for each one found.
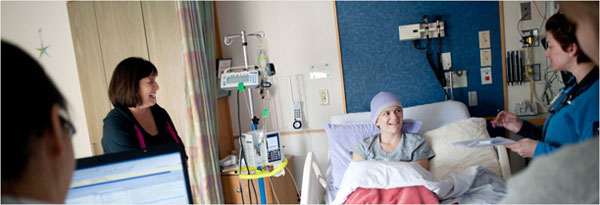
[423,118,501,180]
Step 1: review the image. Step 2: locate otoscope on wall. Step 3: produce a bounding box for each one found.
[398,15,451,100]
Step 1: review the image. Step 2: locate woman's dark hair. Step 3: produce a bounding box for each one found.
[108,57,158,108]
[1,41,67,181]
[545,13,591,63]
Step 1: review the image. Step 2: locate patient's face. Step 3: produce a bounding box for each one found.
[376,105,403,134]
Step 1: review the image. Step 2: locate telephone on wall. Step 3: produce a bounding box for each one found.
[293,101,303,129]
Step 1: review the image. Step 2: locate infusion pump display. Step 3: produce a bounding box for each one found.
[265,132,282,163]
[221,70,260,90]
[241,130,283,167]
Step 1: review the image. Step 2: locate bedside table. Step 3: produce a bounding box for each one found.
[221,155,299,204]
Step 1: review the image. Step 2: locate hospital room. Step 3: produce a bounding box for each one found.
[1,1,598,204]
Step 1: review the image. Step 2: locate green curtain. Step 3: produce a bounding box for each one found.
[175,1,222,203]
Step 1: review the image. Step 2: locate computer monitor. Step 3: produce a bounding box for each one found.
[65,144,193,204]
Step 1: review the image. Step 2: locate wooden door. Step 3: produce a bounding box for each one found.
[67,2,112,155]
[94,1,149,83]
[141,1,186,144]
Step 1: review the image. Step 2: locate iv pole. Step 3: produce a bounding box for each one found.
[225,30,265,129]
[224,30,268,204]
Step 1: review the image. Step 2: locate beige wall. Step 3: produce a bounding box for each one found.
[503,1,561,113]
[502,1,560,174]
[1,1,93,158]
[216,1,345,189]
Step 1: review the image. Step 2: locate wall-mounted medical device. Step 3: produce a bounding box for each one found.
[241,130,284,168]
[398,21,445,41]
[520,29,539,47]
[400,15,450,100]
[220,66,260,90]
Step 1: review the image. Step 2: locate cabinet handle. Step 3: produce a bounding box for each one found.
[236,188,241,193]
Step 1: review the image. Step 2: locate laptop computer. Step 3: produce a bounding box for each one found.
[65,144,193,204]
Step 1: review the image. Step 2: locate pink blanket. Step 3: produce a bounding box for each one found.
[344,185,440,204]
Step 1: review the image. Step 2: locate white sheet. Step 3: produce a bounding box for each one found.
[332,161,506,204]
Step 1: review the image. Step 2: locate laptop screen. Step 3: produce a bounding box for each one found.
[65,144,193,204]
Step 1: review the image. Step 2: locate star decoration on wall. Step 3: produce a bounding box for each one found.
[36,28,50,58]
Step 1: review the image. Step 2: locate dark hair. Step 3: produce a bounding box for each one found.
[1,41,67,181]
[108,57,158,108]
[545,13,591,64]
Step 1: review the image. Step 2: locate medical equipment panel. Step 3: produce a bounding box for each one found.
[221,70,260,90]
[241,130,284,168]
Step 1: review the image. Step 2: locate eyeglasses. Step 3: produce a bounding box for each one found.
[541,37,548,50]
[58,109,76,137]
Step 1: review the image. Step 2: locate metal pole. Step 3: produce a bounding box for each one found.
[449,69,454,100]
[240,30,256,121]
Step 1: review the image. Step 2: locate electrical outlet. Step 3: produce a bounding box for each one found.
[480,49,492,67]
[319,89,329,105]
[520,2,531,20]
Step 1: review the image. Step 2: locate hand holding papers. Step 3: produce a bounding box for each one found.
[453,136,516,148]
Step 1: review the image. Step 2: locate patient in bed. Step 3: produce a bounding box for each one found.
[351,91,435,169]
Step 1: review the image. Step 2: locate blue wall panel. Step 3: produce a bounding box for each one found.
[337,1,504,117]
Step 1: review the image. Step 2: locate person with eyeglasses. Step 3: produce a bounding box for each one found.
[1,41,77,203]
[491,13,598,159]
[101,57,186,158]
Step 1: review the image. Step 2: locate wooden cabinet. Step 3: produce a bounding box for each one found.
[221,156,300,204]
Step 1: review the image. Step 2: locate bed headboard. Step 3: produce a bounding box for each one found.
[331,100,470,135]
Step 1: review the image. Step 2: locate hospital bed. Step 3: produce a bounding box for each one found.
[300,100,511,204]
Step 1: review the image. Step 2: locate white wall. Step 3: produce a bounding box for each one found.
[1,1,93,158]
[502,1,560,174]
[216,1,344,189]
[503,1,561,113]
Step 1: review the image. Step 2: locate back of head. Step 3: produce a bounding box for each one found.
[370,91,403,123]
[558,1,599,64]
[108,57,158,108]
[1,41,66,181]
[545,13,591,64]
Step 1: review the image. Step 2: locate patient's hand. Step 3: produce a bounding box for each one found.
[491,111,523,133]
[505,138,538,158]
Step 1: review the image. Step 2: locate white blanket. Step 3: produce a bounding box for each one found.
[332,161,506,204]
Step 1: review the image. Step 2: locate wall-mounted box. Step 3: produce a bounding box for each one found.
[444,71,468,88]
[399,22,445,41]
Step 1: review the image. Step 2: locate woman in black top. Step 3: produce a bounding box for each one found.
[102,57,185,154]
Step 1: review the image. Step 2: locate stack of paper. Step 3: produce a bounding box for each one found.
[452,136,516,148]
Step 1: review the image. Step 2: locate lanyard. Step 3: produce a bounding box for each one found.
[134,121,180,149]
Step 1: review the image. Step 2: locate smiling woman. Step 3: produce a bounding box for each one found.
[101,57,186,158]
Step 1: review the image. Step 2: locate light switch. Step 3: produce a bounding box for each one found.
[481,67,492,85]
[442,52,452,70]
[480,49,492,67]
[468,91,478,106]
[479,30,491,49]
